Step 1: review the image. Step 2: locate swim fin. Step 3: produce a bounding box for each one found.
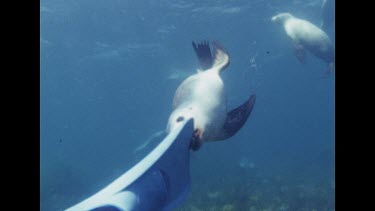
[65,118,194,211]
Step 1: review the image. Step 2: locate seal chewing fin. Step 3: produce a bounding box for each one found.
[192,41,213,70]
[190,129,203,151]
[217,94,256,140]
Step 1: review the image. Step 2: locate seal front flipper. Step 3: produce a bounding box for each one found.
[216,94,256,140]
[293,42,306,63]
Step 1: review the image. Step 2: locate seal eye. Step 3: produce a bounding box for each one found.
[176,116,184,122]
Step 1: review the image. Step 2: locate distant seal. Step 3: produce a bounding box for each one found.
[166,41,256,151]
[271,13,334,73]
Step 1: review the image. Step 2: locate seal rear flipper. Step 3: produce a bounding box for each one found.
[328,62,334,74]
[192,41,213,70]
[320,62,335,78]
[216,94,256,141]
[294,42,306,63]
[211,41,230,73]
[192,41,229,73]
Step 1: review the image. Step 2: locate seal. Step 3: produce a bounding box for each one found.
[271,13,334,73]
[166,41,256,151]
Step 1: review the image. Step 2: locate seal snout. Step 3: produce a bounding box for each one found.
[271,13,293,24]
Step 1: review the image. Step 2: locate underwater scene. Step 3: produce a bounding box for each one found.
[40,0,335,210]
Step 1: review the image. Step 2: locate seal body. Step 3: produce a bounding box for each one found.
[166,41,256,150]
[168,69,226,141]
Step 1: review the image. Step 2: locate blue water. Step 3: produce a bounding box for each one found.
[41,0,335,210]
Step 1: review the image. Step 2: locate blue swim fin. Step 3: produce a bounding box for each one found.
[65,118,194,211]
